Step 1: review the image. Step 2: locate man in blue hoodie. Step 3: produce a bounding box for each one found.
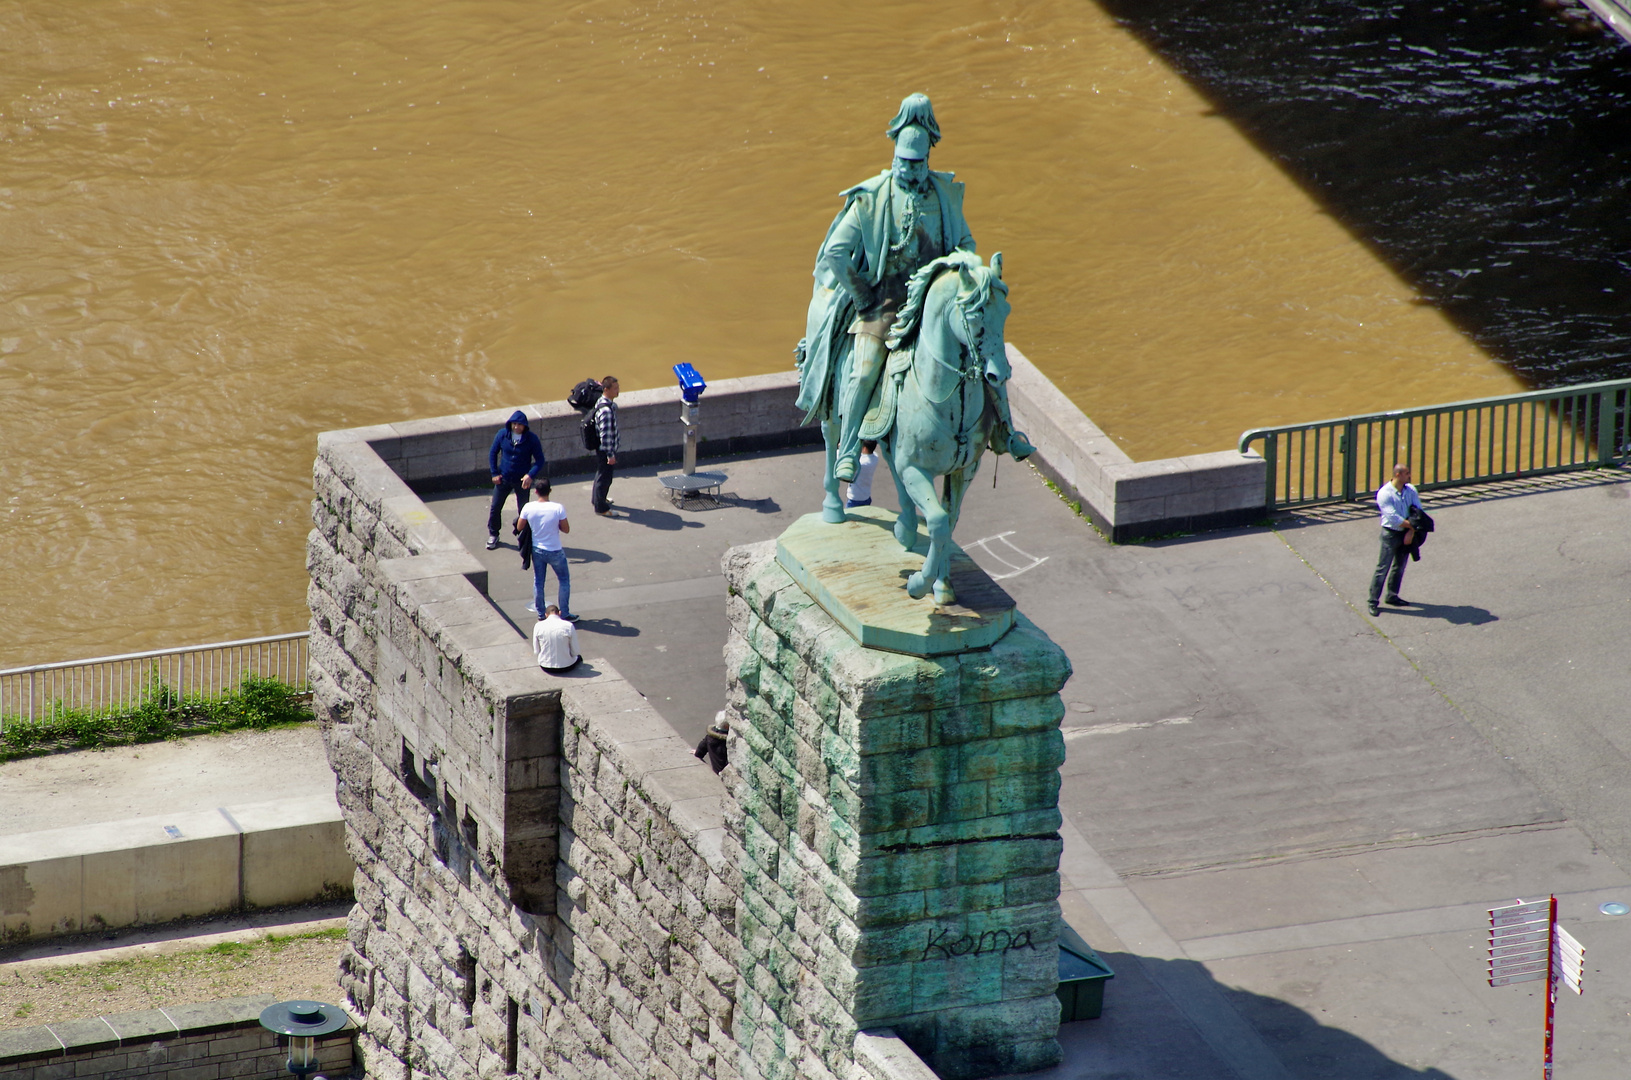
[487,410,547,550]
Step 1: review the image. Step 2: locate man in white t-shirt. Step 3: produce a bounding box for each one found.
[846,439,880,508]
[533,605,580,673]
[517,482,576,622]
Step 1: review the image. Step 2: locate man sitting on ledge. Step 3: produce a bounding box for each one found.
[533,605,580,674]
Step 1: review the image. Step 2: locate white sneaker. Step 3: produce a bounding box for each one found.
[486,535,499,550]
[525,603,538,614]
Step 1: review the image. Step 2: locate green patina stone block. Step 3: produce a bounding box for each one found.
[930,702,994,744]
[958,730,1065,783]
[925,996,1065,1072]
[855,787,932,833]
[819,729,860,783]
[910,953,1007,1013]
[921,882,1008,919]
[852,889,928,927]
[775,508,1014,657]
[838,705,930,757]
[856,744,955,795]
[1004,871,1061,908]
[854,847,959,899]
[954,837,1063,885]
[726,529,1071,1078]
[956,614,1072,704]
[927,780,989,824]
[989,693,1067,737]
[850,961,916,1019]
[986,770,1062,816]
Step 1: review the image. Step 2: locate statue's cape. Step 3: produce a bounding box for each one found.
[794,170,973,422]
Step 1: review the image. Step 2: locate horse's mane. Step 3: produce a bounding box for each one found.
[886,251,992,352]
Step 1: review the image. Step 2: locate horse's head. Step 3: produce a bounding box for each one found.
[887,251,1012,391]
[950,252,1011,385]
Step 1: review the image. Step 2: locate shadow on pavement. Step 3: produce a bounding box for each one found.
[546,660,604,679]
[1041,953,1460,1080]
[575,617,640,638]
[613,505,704,531]
[1386,603,1498,626]
[1274,470,1631,532]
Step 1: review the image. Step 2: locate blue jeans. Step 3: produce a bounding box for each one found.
[488,478,527,537]
[532,548,571,616]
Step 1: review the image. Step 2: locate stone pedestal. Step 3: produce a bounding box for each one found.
[723,526,1071,1080]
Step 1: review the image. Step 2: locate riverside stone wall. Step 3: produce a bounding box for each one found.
[308,411,1052,1080]
[309,428,749,1080]
[722,543,1072,1080]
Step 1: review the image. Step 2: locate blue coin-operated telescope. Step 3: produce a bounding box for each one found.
[659,362,726,505]
[674,362,707,404]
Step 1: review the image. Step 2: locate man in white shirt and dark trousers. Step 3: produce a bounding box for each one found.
[1368,463,1423,616]
[518,482,576,622]
[533,605,580,674]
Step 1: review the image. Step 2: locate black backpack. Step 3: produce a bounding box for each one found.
[568,378,603,451]
[567,378,603,412]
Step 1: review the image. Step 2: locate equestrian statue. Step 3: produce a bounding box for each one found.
[794,93,1034,605]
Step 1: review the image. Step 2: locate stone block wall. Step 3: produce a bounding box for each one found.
[722,542,1072,1080]
[348,371,819,492]
[308,402,1073,1080]
[308,427,751,1080]
[0,995,354,1080]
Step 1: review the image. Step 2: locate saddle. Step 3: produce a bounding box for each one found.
[857,344,913,442]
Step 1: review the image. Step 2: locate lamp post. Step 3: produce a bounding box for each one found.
[258,1000,349,1080]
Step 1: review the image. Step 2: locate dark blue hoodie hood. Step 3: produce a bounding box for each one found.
[507,410,529,428]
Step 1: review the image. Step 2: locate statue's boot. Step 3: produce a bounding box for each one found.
[986,382,1036,460]
[835,335,886,482]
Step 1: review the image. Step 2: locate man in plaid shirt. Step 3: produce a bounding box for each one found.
[592,375,621,516]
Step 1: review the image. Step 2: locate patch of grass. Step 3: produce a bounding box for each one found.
[0,927,347,1032]
[0,670,312,762]
[1036,469,1109,541]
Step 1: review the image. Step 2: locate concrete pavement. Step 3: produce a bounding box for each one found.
[430,450,1631,1078]
[12,445,1629,1076]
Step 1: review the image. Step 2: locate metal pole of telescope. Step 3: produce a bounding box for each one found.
[1543,894,1557,1080]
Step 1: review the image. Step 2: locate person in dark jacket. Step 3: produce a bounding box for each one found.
[487,410,546,549]
[694,712,729,774]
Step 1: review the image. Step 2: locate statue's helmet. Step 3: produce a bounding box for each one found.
[893,124,932,161]
[886,93,942,147]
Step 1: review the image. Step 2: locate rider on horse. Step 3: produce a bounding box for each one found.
[795,94,1036,484]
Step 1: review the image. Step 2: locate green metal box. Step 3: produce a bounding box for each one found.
[1057,922,1115,1023]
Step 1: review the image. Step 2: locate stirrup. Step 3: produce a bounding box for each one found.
[1009,430,1036,461]
[835,455,858,483]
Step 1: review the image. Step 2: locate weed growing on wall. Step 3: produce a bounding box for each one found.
[0,668,311,761]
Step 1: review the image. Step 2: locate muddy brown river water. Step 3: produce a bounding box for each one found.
[0,0,1554,665]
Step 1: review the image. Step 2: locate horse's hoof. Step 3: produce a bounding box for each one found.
[823,504,846,524]
[894,517,916,550]
[933,580,956,605]
[906,571,929,599]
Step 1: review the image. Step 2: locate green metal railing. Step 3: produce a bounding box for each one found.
[1239,378,1631,511]
[0,632,309,730]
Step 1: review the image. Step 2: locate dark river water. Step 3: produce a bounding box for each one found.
[1100,0,1631,386]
